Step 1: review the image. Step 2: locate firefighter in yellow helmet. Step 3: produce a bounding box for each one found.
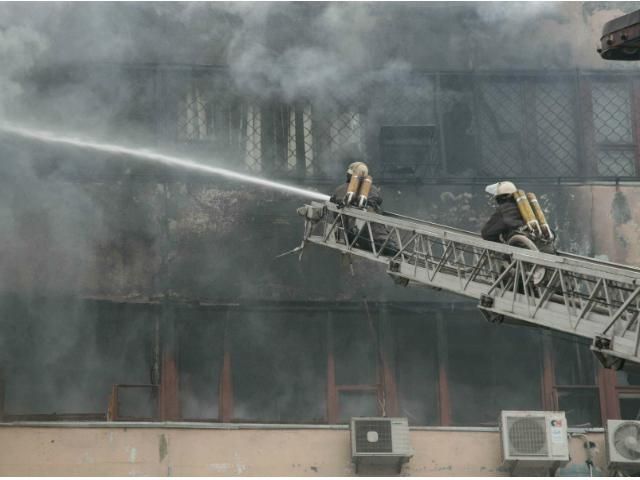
[481,181,525,243]
[329,162,382,208]
[328,162,395,254]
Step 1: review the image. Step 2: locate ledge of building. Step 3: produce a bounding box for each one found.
[0,421,605,434]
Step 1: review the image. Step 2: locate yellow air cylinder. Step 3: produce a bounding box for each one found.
[526,192,553,239]
[344,174,361,205]
[513,189,541,236]
[357,176,373,208]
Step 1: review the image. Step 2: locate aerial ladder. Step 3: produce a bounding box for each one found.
[295,200,640,370]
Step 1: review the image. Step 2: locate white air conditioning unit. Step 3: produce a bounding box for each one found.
[607,419,640,474]
[500,411,569,476]
[350,417,413,474]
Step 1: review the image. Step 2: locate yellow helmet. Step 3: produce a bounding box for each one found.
[347,162,368,177]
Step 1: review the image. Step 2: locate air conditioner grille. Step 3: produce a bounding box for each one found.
[507,416,548,456]
[354,420,393,453]
[613,421,640,460]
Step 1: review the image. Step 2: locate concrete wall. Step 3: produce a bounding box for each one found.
[0,424,607,476]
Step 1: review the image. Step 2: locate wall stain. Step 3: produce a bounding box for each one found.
[159,433,168,462]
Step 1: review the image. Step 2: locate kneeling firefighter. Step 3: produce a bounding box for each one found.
[481,181,555,253]
[329,162,397,256]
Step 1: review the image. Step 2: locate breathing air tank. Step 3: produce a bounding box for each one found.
[513,190,542,236]
[357,176,373,208]
[344,174,361,205]
[526,192,553,240]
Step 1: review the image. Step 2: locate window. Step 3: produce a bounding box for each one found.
[447,313,543,426]
[615,370,640,420]
[230,311,326,423]
[332,313,381,423]
[548,333,602,427]
[177,311,224,421]
[394,313,439,426]
[591,80,637,176]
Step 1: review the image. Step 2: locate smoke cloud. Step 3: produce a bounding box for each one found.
[0,2,637,422]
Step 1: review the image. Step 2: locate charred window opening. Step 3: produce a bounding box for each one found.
[230,311,326,423]
[447,313,542,427]
[332,312,382,423]
[177,311,224,421]
[394,313,439,426]
[0,298,153,420]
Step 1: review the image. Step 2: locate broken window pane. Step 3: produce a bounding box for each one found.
[394,313,439,426]
[231,311,326,423]
[177,310,224,420]
[447,312,543,426]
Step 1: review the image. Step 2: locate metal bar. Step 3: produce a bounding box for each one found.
[575,278,603,329]
[486,260,517,295]
[602,287,640,335]
[532,270,560,319]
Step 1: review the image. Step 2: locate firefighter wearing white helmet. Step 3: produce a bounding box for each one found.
[481,181,525,242]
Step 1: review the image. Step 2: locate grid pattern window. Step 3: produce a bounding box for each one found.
[591,80,637,176]
[287,103,314,176]
[311,105,365,178]
[474,77,580,178]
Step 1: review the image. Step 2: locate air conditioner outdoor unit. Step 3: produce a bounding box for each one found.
[350,417,413,474]
[500,411,569,476]
[607,419,640,474]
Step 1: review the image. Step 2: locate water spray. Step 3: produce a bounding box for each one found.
[0,124,331,201]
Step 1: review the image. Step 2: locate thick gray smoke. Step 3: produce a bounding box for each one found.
[0,2,636,421]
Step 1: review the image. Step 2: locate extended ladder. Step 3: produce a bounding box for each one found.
[297,201,640,368]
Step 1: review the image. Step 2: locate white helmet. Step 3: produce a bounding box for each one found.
[347,161,368,177]
[485,181,517,197]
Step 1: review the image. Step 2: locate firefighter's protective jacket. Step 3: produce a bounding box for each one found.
[481,199,525,242]
[329,182,394,254]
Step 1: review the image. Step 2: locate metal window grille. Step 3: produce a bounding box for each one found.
[166,68,640,181]
[244,103,262,173]
[178,83,209,141]
[591,80,637,176]
[474,77,580,178]
[287,103,314,176]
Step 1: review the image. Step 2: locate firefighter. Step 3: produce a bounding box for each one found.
[329,162,395,255]
[481,181,525,243]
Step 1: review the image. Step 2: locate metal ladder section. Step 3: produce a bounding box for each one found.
[298,201,640,369]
